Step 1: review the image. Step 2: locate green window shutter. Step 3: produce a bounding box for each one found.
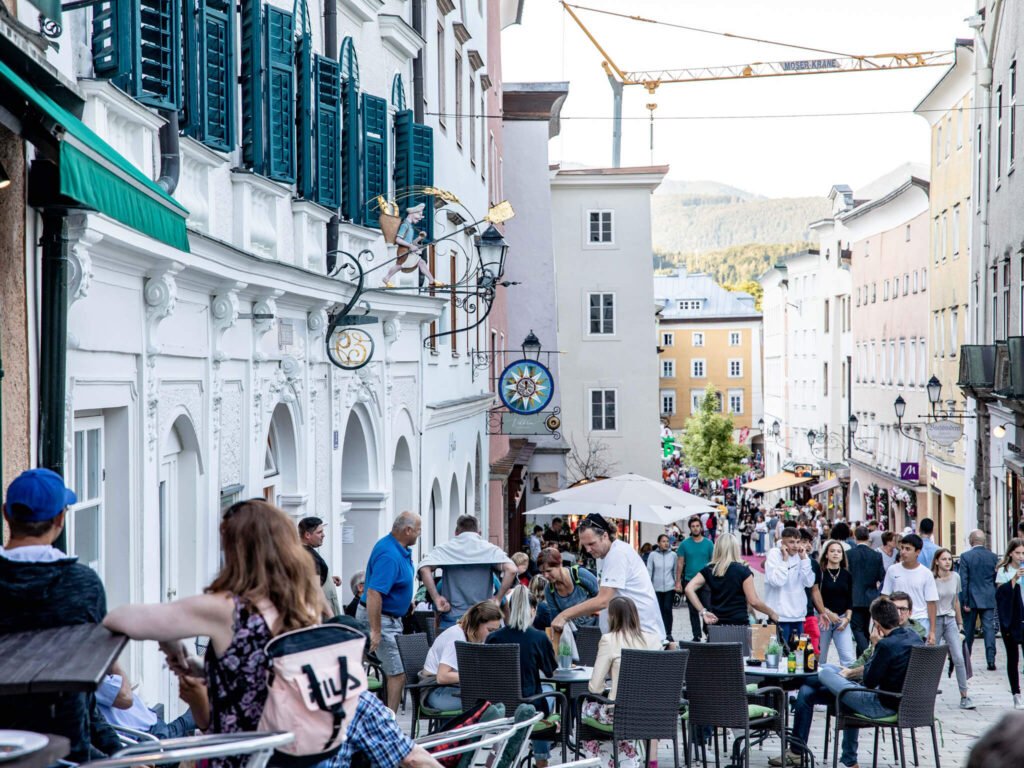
[239,0,264,172]
[264,6,295,182]
[295,29,314,198]
[92,0,181,111]
[183,0,236,152]
[313,56,341,208]
[393,110,434,240]
[340,37,361,223]
[361,92,387,228]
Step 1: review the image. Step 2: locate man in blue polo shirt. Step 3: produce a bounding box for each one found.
[358,511,421,712]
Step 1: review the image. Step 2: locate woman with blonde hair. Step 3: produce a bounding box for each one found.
[685,532,779,627]
[580,596,662,768]
[421,599,504,711]
[104,499,324,768]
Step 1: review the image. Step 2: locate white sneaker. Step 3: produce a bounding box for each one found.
[1014,694,1024,709]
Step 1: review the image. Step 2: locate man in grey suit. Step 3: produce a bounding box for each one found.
[960,529,999,670]
[846,526,887,655]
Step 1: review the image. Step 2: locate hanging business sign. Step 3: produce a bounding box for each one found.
[501,410,561,435]
[925,419,963,447]
[498,359,554,414]
[327,327,375,370]
[899,462,920,483]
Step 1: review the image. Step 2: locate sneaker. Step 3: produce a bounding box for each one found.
[768,751,801,767]
[1014,694,1024,710]
[960,697,976,710]
[383,281,394,288]
[988,662,997,671]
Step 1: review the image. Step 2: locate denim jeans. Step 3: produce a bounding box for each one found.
[818,665,896,767]
[438,612,461,631]
[819,621,856,667]
[425,685,463,712]
[964,607,997,666]
[149,710,197,739]
[778,621,806,649]
[791,676,831,753]
[532,683,556,760]
[917,617,931,638]
[935,614,968,694]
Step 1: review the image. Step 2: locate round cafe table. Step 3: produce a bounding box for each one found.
[541,666,596,749]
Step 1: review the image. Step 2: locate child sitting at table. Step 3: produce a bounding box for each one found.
[581,596,662,768]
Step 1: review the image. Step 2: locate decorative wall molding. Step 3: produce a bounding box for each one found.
[144,267,182,354]
[251,294,280,361]
[211,290,240,361]
[65,215,103,349]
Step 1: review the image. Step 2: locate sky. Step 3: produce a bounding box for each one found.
[501,0,975,198]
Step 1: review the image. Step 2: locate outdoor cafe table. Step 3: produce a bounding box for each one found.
[541,666,595,745]
[744,662,818,689]
[0,624,127,695]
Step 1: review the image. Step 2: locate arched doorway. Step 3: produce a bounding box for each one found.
[264,403,298,505]
[393,437,414,519]
[341,407,380,588]
[464,465,475,527]
[430,479,443,547]
[850,480,863,521]
[448,475,462,533]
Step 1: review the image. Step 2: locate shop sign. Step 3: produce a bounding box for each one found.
[899,463,919,483]
[926,419,963,446]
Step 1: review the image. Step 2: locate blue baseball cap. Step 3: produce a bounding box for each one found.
[5,468,77,522]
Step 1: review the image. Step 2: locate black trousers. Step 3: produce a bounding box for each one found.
[1004,633,1023,695]
[850,607,872,656]
[656,590,675,640]
[682,581,710,641]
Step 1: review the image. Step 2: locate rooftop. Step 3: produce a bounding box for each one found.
[654,269,761,320]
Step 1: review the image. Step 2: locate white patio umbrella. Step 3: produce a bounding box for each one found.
[529,499,708,526]
[544,473,718,531]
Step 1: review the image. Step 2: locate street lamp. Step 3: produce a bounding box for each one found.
[807,430,817,450]
[994,422,1009,439]
[476,224,510,289]
[757,417,765,432]
[772,420,781,438]
[521,330,542,360]
[848,413,859,435]
[894,395,907,422]
[926,376,942,409]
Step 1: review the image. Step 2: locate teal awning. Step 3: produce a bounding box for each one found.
[0,60,190,252]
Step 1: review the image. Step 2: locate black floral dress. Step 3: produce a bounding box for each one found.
[204,596,273,768]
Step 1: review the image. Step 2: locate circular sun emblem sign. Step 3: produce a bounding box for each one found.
[327,327,375,370]
[498,359,554,414]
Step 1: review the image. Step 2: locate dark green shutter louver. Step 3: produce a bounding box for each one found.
[265,6,295,182]
[393,109,434,240]
[240,0,264,172]
[92,0,181,110]
[313,56,341,208]
[361,92,387,228]
[183,0,236,151]
[340,37,361,223]
[295,22,313,198]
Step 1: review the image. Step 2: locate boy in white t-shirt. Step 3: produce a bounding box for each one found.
[881,533,938,643]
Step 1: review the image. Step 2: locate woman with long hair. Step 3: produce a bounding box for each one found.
[684,533,779,627]
[421,599,503,711]
[536,547,599,628]
[996,538,1024,708]
[487,585,558,767]
[103,499,324,768]
[581,596,662,768]
[529,574,554,630]
[811,540,855,666]
[932,548,974,709]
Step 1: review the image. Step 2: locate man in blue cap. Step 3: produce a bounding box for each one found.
[0,468,116,760]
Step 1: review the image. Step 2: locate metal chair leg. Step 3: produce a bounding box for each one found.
[713,727,720,768]
[897,728,907,768]
[911,728,919,767]
[931,724,941,768]
[674,735,680,768]
[872,728,880,768]
[831,720,840,768]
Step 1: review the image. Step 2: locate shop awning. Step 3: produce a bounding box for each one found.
[810,477,842,495]
[742,471,814,493]
[0,60,189,252]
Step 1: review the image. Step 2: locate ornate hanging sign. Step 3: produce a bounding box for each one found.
[327,326,375,370]
[498,359,554,414]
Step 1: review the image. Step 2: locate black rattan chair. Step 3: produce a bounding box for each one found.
[575,648,688,768]
[395,632,462,737]
[830,645,947,768]
[412,611,439,645]
[681,641,786,768]
[707,625,752,657]
[575,625,603,667]
[456,641,569,763]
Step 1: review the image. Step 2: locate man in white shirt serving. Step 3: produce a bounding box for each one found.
[550,513,666,640]
[881,533,938,644]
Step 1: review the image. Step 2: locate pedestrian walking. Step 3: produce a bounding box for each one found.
[881,533,938,644]
[880,531,900,571]
[846,526,886,656]
[359,511,421,711]
[960,529,999,671]
[647,534,678,641]
[995,537,1024,709]
[739,512,754,556]
[764,526,816,643]
[536,547,600,628]
[932,548,974,709]
[299,516,341,617]
[755,514,768,555]
[812,540,856,666]
[684,533,779,627]
[917,517,940,568]
[675,516,715,641]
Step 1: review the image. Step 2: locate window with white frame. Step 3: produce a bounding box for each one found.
[1011,61,1017,168]
[661,332,674,346]
[660,390,676,415]
[588,292,615,335]
[661,359,676,378]
[70,417,104,572]
[587,210,613,244]
[691,359,706,378]
[728,359,742,378]
[728,389,743,414]
[913,271,919,293]
[918,338,927,385]
[690,390,703,414]
[950,308,959,356]
[953,205,961,256]
[908,339,917,386]
[728,331,741,346]
[678,299,702,311]
[590,389,617,431]
[692,331,705,347]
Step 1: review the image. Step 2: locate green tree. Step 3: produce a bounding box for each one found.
[723,279,764,311]
[680,384,750,480]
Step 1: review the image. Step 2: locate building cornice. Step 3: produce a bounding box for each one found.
[425,392,495,427]
[379,14,425,60]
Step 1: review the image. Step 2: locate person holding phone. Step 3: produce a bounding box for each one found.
[995,538,1024,709]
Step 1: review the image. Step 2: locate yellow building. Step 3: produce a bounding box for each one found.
[914,42,973,553]
[654,270,763,444]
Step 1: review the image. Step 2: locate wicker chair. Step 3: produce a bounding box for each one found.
[575,649,688,768]
[395,632,462,737]
[830,645,948,768]
[680,641,786,768]
[707,625,752,657]
[456,641,569,763]
[575,625,603,667]
[412,611,439,645]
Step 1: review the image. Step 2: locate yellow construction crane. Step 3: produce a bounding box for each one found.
[561,2,956,165]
